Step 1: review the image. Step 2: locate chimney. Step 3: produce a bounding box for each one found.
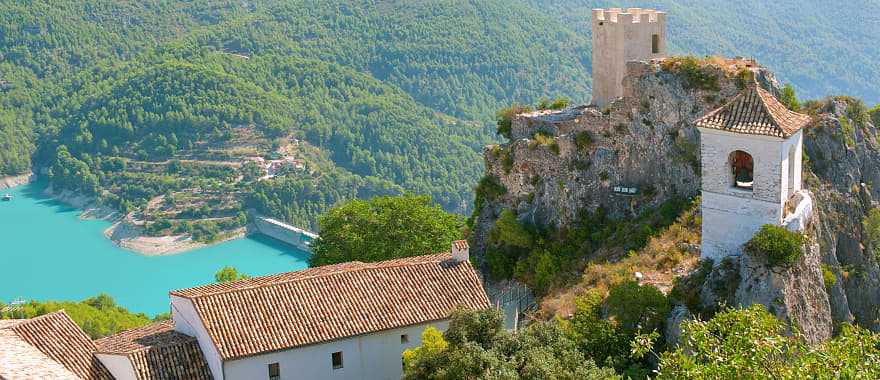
[452,240,469,263]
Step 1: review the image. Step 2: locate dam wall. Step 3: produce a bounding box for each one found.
[253,216,317,252]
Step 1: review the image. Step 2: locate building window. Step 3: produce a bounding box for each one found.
[652,34,660,54]
[268,363,280,380]
[401,334,409,344]
[332,351,344,369]
[730,150,754,190]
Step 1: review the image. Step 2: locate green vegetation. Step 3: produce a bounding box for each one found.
[484,197,695,294]
[744,225,805,267]
[567,283,669,378]
[214,266,250,283]
[870,105,880,128]
[660,56,720,91]
[0,294,156,339]
[821,264,837,290]
[862,208,880,260]
[639,305,880,379]
[780,84,801,111]
[401,307,618,379]
[575,131,594,151]
[310,195,464,266]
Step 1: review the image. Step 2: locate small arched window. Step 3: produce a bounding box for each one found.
[730,150,754,190]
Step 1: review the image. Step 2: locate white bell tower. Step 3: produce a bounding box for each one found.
[695,81,811,261]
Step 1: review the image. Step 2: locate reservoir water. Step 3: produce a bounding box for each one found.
[0,181,310,316]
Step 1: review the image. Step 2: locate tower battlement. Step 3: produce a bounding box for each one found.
[591,8,667,108]
[591,8,666,24]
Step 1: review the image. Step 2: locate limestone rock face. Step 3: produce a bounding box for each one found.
[665,305,692,348]
[734,220,833,343]
[473,60,765,257]
[804,99,880,331]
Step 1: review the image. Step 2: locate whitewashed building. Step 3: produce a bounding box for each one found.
[94,240,484,380]
[696,80,813,261]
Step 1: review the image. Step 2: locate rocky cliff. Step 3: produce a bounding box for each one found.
[473,57,880,338]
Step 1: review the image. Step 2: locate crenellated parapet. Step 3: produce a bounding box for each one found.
[592,8,667,108]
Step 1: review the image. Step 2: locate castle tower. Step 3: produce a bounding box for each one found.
[591,8,667,108]
[695,81,812,261]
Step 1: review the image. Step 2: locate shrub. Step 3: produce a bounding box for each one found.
[604,280,671,337]
[537,97,570,110]
[821,264,837,290]
[496,104,532,139]
[780,84,801,111]
[862,208,880,260]
[473,175,506,211]
[661,56,719,91]
[745,224,805,267]
[575,131,593,151]
[870,105,880,127]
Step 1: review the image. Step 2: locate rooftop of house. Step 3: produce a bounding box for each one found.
[695,83,811,138]
[94,320,212,380]
[170,251,491,360]
[0,311,112,380]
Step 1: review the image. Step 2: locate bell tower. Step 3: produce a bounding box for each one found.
[695,81,811,261]
[591,8,667,108]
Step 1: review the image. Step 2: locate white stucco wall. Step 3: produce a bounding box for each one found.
[171,295,225,380]
[95,353,136,380]
[591,8,666,107]
[698,128,804,261]
[700,191,781,261]
[223,320,449,380]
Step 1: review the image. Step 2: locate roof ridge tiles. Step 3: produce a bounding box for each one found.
[171,252,453,299]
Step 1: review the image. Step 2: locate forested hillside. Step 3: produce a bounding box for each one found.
[0,0,594,230]
[2,0,878,230]
[529,0,880,105]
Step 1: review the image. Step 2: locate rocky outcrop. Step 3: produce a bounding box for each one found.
[473,60,773,257]
[475,57,880,336]
[734,213,833,343]
[0,172,34,189]
[803,98,880,331]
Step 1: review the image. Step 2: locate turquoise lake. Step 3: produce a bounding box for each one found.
[0,181,310,316]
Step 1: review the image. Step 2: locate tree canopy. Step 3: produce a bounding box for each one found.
[310,195,464,266]
[402,307,618,379]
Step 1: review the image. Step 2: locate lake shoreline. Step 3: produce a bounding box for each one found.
[41,184,249,257]
[0,172,35,190]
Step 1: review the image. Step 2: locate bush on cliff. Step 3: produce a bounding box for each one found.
[744,224,804,267]
[862,208,880,260]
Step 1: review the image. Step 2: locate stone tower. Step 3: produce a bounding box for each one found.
[591,8,667,108]
[695,81,812,261]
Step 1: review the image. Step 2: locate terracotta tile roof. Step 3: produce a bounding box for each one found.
[453,240,469,251]
[0,328,81,380]
[4,311,112,380]
[170,253,491,360]
[695,85,811,138]
[95,321,212,380]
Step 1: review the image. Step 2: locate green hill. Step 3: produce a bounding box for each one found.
[3,0,878,227]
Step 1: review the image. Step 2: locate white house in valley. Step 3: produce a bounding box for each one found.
[2,241,487,380]
[695,80,813,261]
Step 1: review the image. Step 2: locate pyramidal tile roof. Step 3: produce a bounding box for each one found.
[94,320,212,380]
[170,252,491,360]
[695,84,811,138]
[3,311,113,380]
